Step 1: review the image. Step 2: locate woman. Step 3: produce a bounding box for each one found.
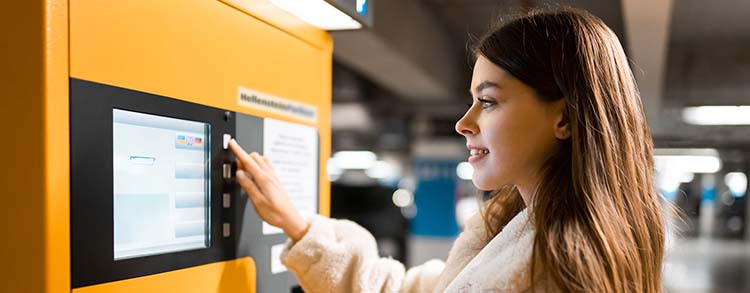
[229,7,666,292]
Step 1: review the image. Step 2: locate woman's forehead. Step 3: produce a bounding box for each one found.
[470,57,520,94]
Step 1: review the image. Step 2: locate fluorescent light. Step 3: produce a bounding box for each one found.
[327,161,343,181]
[682,106,750,125]
[269,0,362,30]
[654,148,721,169]
[331,151,376,169]
[654,149,721,195]
[365,160,398,179]
[658,180,680,194]
[456,162,473,180]
[654,148,719,157]
[679,172,695,183]
[654,155,721,174]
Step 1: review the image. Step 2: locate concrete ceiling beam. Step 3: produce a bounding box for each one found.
[621,0,673,137]
[330,0,465,101]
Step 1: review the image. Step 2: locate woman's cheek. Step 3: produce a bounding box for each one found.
[488,153,510,185]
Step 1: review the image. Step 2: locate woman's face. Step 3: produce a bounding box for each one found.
[455,55,566,191]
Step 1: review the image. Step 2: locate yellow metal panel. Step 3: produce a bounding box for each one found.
[0,1,46,292]
[69,0,331,288]
[318,56,332,217]
[73,257,257,293]
[70,0,331,123]
[44,0,71,291]
[5,0,331,291]
[70,0,331,217]
[1,0,70,292]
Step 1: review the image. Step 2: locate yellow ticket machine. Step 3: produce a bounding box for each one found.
[2,0,332,292]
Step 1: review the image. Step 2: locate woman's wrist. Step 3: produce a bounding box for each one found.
[285,215,310,242]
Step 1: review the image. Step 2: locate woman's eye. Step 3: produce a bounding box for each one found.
[477,97,496,109]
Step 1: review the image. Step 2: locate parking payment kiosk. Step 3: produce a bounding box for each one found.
[3,0,332,292]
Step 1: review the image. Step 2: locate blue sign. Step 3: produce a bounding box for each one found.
[411,160,460,237]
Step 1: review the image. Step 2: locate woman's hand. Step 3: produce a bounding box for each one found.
[228,139,310,242]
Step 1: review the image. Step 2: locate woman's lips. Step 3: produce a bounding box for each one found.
[468,147,489,164]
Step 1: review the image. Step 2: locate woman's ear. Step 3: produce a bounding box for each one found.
[552,100,571,140]
[555,116,571,140]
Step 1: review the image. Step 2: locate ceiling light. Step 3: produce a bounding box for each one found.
[654,155,721,174]
[269,0,362,30]
[654,148,722,195]
[679,172,695,183]
[331,151,376,169]
[682,106,750,125]
[327,161,343,181]
[365,160,398,179]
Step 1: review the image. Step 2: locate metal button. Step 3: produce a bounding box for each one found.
[223,223,231,237]
[223,163,232,179]
[223,134,231,150]
[223,193,231,208]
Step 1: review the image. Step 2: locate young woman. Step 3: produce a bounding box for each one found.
[229,7,666,292]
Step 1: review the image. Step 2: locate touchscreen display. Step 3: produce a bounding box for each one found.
[113,109,210,260]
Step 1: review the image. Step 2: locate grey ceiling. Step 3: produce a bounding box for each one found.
[329,0,750,152]
[423,0,628,46]
[661,0,750,147]
[666,0,750,106]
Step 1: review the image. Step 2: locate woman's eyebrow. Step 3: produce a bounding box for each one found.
[470,81,500,95]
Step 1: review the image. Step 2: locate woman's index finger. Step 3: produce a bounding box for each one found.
[229,140,262,177]
[228,139,245,155]
[229,139,252,162]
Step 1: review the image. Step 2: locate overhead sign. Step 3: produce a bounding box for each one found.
[328,0,373,28]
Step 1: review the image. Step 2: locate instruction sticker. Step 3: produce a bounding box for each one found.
[261,118,319,235]
[238,87,317,123]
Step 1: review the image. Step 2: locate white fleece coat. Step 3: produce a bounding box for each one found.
[280,209,558,292]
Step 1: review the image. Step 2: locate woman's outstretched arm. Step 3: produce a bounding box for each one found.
[228,140,444,292]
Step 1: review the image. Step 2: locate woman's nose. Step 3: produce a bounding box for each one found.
[455,113,477,136]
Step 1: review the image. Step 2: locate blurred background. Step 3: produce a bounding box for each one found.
[313,0,750,291]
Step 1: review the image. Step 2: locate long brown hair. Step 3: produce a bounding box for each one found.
[475,8,666,292]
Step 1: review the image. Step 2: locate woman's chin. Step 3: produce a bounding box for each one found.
[471,176,495,191]
[471,174,508,191]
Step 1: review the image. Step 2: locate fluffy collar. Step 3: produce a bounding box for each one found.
[438,209,537,291]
